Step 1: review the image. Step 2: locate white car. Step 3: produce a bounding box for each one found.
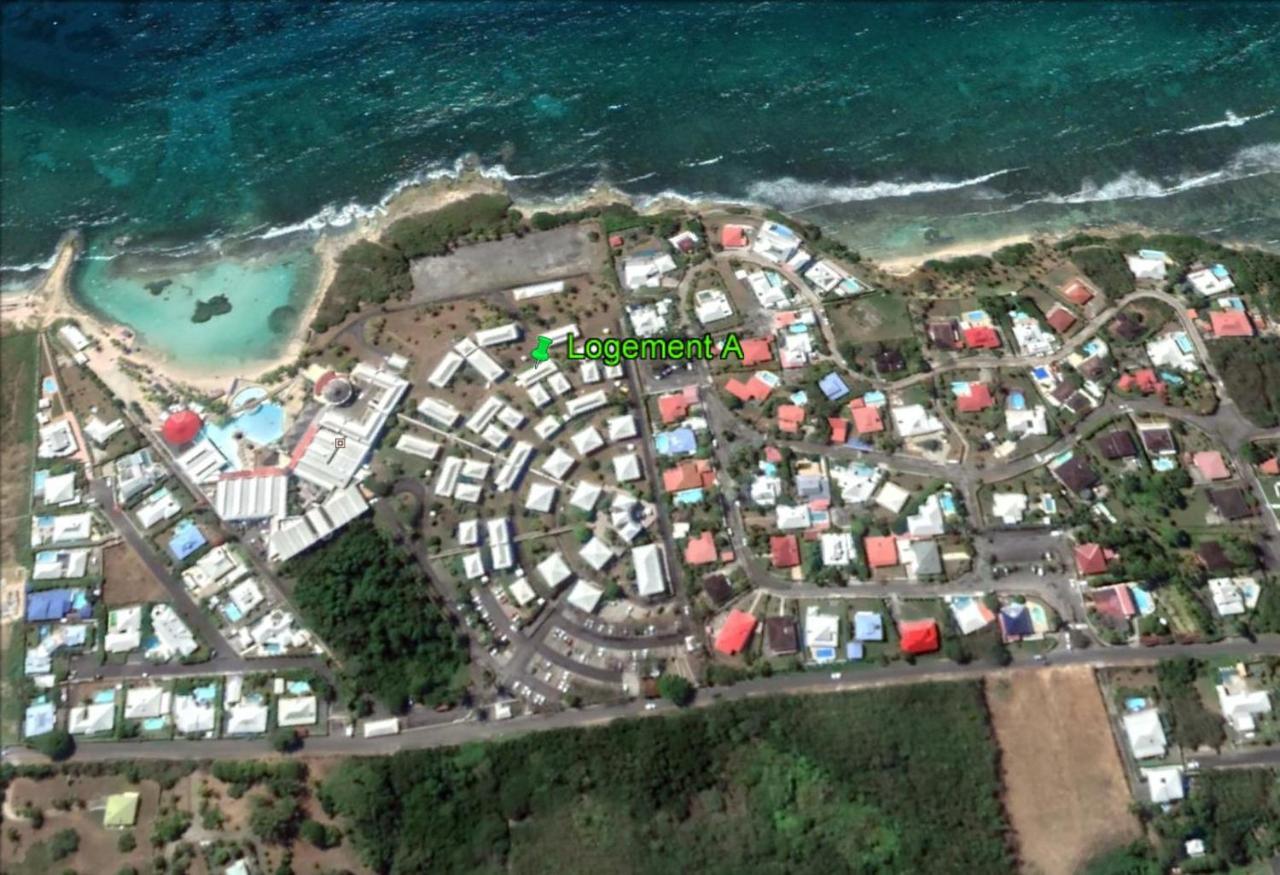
[644,702,657,711]
[830,672,842,680]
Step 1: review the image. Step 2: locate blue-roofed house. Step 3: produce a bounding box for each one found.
[24,701,56,737]
[26,588,76,621]
[655,427,698,456]
[853,611,884,642]
[167,520,208,563]
[818,372,850,402]
[998,603,1035,642]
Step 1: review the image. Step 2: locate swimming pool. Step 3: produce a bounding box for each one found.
[142,717,168,732]
[201,400,286,464]
[221,603,243,623]
[1008,391,1026,411]
[42,376,58,394]
[93,689,116,704]
[812,646,836,663]
[287,680,312,695]
[232,386,267,409]
[675,488,704,505]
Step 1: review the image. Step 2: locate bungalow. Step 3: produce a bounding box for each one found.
[657,387,698,424]
[739,337,774,367]
[764,616,799,656]
[962,326,1001,350]
[1091,584,1136,621]
[873,481,910,514]
[1187,264,1234,297]
[703,574,734,607]
[1137,422,1177,456]
[694,288,734,324]
[928,321,962,350]
[1045,305,1077,334]
[1127,252,1168,281]
[898,619,940,655]
[864,535,898,569]
[662,459,714,493]
[632,544,668,597]
[890,403,944,438]
[1209,309,1254,338]
[1122,708,1168,759]
[1094,430,1138,460]
[1050,454,1100,495]
[851,403,884,435]
[776,405,805,433]
[853,611,884,642]
[714,609,758,656]
[720,224,750,249]
[1209,487,1253,520]
[818,372,851,401]
[955,383,993,413]
[1060,278,1095,307]
[684,531,718,566]
[803,606,840,662]
[770,535,800,569]
[827,417,849,444]
[992,492,1029,525]
[1074,543,1116,576]
[1192,451,1230,481]
[820,532,855,567]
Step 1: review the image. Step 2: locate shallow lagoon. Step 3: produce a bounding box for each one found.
[73,242,317,372]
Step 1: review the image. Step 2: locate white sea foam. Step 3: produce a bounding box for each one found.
[683,155,724,168]
[0,252,59,273]
[744,167,1021,210]
[1179,109,1274,134]
[1041,142,1280,204]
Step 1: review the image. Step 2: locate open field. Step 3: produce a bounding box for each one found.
[102,542,169,606]
[410,224,600,302]
[986,667,1139,875]
[824,291,915,343]
[0,331,39,568]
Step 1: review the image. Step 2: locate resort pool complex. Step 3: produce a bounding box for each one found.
[202,400,286,464]
[232,386,267,409]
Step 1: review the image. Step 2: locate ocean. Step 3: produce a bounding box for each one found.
[3,1,1278,363]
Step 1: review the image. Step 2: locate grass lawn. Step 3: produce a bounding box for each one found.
[825,292,915,343]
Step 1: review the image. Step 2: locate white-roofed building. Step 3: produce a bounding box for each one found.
[536,552,573,590]
[570,426,605,456]
[83,415,124,447]
[694,288,734,325]
[214,471,288,522]
[804,605,840,661]
[874,481,910,514]
[509,576,538,607]
[69,701,115,736]
[906,494,946,537]
[524,481,558,513]
[1144,766,1185,804]
[891,404,945,438]
[227,579,265,616]
[623,252,677,290]
[38,419,77,459]
[820,533,854,567]
[175,439,229,484]
[114,449,165,504]
[512,280,566,300]
[457,518,480,546]
[427,351,465,389]
[607,415,638,442]
[59,323,91,352]
[632,543,667,597]
[487,517,514,571]
[494,441,535,492]
[149,604,198,659]
[540,448,576,481]
[474,323,522,347]
[992,492,1029,525]
[564,390,608,419]
[567,580,604,614]
[1127,253,1167,281]
[173,693,216,735]
[416,397,462,428]
[1187,265,1234,296]
[613,452,642,483]
[105,605,144,653]
[135,488,180,529]
[267,484,370,562]
[124,686,170,721]
[42,471,78,505]
[277,695,318,727]
[569,480,603,513]
[462,550,486,580]
[775,504,811,531]
[224,702,269,736]
[752,221,801,263]
[395,433,441,461]
[31,512,93,547]
[1216,677,1271,736]
[1122,709,1168,760]
[579,536,615,572]
[32,548,89,580]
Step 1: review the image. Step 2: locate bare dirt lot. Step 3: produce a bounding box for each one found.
[103,542,168,605]
[411,224,600,302]
[986,667,1140,875]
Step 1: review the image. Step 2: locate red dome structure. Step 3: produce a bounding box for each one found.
[162,410,203,445]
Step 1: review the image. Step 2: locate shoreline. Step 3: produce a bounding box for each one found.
[6,172,1271,394]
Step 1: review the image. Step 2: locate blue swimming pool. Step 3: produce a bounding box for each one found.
[142,717,168,732]
[202,401,286,463]
[42,377,58,394]
[813,646,836,663]
[675,488,704,505]
[287,680,312,695]
[221,603,243,623]
[1008,390,1026,411]
[93,689,115,704]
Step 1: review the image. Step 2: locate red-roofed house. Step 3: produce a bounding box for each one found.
[764,446,783,464]
[1210,310,1254,338]
[720,225,749,249]
[851,404,884,435]
[827,417,849,444]
[608,234,624,248]
[739,337,773,367]
[725,376,772,403]
[770,535,800,569]
[777,405,805,433]
[1119,368,1163,395]
[657,386,698,424]
[1061,279,1095,307]
[864,535,898,569]
[956,383,994,413]
[1261,457,1280,476]
[714,609,758,655]
[685,531,718,566]
[1193,451,1230,481]
[963,326,1001,349]
[1046,305,1077,334]
[663,459,716,493]
[1091,584,1136,621]
[1074,543,1116,576]
[899,619,940,655]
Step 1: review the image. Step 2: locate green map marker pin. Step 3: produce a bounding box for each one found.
[530,335,553,362]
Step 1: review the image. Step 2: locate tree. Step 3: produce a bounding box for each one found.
[300,818,340,849]
[49,828,79,860]
[657,674,694,706]
[250,794,301,845]
[270,727,302,753]
[32,729,75,761]
[117,830,136,852]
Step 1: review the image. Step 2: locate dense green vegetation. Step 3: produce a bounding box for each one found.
[992,242,1035,267]
[923,253,993,276]
[313,193,514,331]
[1156,658,1225,752]
[1069,247,1135,298]
[286,520,468,712]
[321,683,1013,874]
[1209,337,1280,426]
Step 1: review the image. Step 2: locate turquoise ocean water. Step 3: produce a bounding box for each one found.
[2,2,1278,363]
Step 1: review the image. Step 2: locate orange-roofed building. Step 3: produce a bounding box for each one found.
[777,404,805,433]
[1193,451,1230,481]
[1260,457,1280,476]
[956,383,994,413]
[1210,310,1254,338]
[764,446,783,463]
[685,531,718,566]
[657,387,698,424]
[864,535,898,568]
[1074,543,1116,576]
[608,234,624,248]
[828,417,849,444]
[1061,279,1095,306]
[899,619,940,655]
[1135,369,1163,394]
[663,459,715,493]
[714,609,758,655]
[963,326,1001,349]
[770,534,800,568]
[851,404,884,435]
[739,337,773,366]
[1046,305,1077,334]
[720,225,749,249]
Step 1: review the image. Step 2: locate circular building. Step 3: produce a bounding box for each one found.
[313,370,354,406]
[162,410,203,446]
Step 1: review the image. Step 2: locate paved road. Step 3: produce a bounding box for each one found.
[1197,747,1280,771]
[11,637,1277,764]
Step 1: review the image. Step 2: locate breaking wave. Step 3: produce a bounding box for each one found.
[744,168,1021,210]
[1041,142,1280,204]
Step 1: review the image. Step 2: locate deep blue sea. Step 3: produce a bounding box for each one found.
[2,1,1278,361]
